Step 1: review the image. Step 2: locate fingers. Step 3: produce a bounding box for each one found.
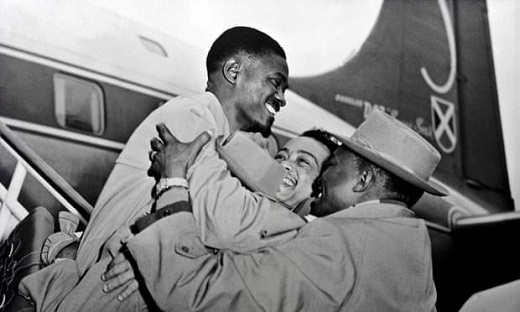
[149,125,213,177]
[102,265,133,289]
[102,252,132,283]
[191,131,211,156]
[116,280,139,302]
[102,256,137,299]
[102,254,139,301]
[102,269,137,300]
[156,123,177,144]
[109,251,127,267]
[148,150,157,161]
[149,136,164,161]
[185,131,211,168]
[150,137,163,151]
[147,159,161,181]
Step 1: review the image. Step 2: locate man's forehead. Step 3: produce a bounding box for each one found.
[333,147,355,162]
[335,146,351,156]
[249,53,288,75]
[270,54,289,76]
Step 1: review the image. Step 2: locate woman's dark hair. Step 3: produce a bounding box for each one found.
[206,26,286,74]
[300,129,340,155]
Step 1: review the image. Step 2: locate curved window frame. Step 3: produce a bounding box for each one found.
[53,73,105,135]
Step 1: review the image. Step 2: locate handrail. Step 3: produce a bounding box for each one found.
[0,120,93,237]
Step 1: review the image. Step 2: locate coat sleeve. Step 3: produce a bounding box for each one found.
[127,215,355,312]
[126,212,258,311]
[188,146,306,253]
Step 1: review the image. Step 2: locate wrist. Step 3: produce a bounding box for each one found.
[162,167,187,179]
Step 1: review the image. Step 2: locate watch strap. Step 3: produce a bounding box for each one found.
[155,178,189,198]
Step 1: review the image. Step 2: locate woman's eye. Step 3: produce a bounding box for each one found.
[275,154,286,161]
[271,78,281,88]
[298,158,311,166]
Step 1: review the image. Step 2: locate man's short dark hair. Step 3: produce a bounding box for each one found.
[352,153,424,208]
[206,26,286,74]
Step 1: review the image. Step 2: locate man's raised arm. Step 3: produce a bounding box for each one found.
[149,123,306,252]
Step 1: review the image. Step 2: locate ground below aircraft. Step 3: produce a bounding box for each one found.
[1,0,519,311]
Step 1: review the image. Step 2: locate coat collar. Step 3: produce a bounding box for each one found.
[334,199,415,219]
[205,91,231,138]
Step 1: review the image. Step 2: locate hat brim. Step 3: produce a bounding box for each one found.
[338,136,448,196]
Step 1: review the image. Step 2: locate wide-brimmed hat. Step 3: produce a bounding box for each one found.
[334,110,448,196]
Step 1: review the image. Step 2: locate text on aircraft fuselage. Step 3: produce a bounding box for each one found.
[335,0,457,154]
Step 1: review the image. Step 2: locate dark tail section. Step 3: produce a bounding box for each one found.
[289,0,513,212]
[454,0,511,212]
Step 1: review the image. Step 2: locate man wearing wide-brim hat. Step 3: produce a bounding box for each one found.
[83,110,447,311]
[311,108,447,218]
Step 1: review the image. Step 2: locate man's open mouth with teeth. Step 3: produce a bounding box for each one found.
[266,101,279,116]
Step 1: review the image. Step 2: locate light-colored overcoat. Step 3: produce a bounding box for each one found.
[126,201,437,312]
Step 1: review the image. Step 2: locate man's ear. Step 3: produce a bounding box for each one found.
[354,168,373,192]
[222,58,239,85]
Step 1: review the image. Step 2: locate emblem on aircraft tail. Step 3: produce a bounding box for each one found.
[431,95,457,153]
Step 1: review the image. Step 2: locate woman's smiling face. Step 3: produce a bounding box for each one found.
[274,136,331,207]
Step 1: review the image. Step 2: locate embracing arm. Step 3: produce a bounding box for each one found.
[101,123,303,301]
[125,214,354,311]
[150,123,306,252]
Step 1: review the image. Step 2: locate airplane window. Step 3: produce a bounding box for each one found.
[53,73,105,135]
[139,36,168,57]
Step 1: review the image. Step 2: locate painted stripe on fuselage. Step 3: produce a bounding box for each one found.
[0,45,174,101]
[0,117,125,152]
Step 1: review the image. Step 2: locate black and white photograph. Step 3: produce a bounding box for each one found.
[1,0,519,311]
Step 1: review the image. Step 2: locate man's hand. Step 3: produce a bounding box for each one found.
[148,123,212,181]
[101,228,138,302]
[102,251,138,302]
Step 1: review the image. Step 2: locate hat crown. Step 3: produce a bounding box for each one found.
[351,111,441,181]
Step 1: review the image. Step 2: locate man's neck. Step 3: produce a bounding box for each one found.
[206,84,241,134]
[220,102,241,133]
[354,192,380,206]
[353,199,381,207]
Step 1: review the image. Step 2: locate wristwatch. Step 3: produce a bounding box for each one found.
[155,177,189,198]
